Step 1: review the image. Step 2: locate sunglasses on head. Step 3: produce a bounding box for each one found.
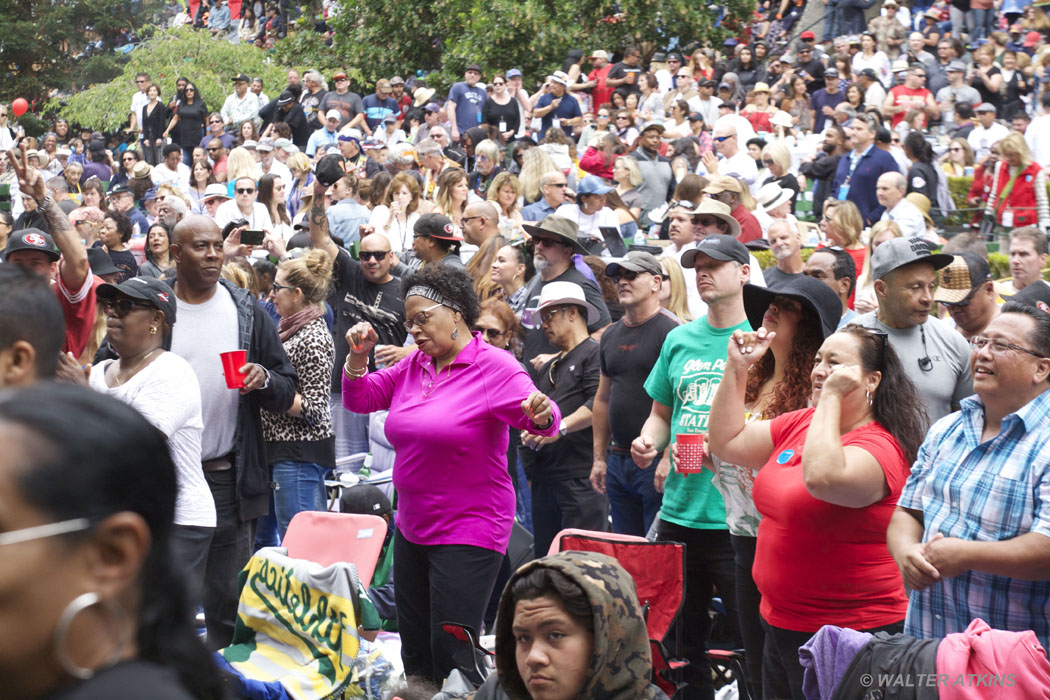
[359,250,389,261]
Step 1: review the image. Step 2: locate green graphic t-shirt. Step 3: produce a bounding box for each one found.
[644,316,751,530]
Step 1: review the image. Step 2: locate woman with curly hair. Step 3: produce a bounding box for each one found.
[703,276,841,699]
[435,168,470,231]
[342,263,560,683]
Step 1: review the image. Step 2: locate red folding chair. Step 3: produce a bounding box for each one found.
[281,511,387,588]
[549,528,687,698]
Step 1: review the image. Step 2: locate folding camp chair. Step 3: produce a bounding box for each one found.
[282,511,388,588]
[549,528,687,698]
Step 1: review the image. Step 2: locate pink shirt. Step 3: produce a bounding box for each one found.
[343,333,560,552]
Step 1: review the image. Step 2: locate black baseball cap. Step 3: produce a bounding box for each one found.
[97,276,177,325]
[681,234,750,268]
[86,247,120,277]
[1005,280,1050,314]
[232,73,250,83]
[277,90,295,105]
[3,228,60,262]
[339,484,392,517]
[414,212,463,241]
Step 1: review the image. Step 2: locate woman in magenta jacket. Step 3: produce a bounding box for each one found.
[342,262,560,684]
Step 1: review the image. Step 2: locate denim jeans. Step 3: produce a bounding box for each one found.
[273,460,327,536]
[606,451,663,536]
[822,1,840,41]
[970,8,994,40]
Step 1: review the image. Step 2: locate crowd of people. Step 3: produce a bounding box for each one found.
[6,2,1050,700]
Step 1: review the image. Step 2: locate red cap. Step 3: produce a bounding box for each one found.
[1025,31,1042,48]
[800,30,815,40]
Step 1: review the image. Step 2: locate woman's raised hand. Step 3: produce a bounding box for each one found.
[727,328,775,369]
[822,363,864,399]
[346,322,379,357]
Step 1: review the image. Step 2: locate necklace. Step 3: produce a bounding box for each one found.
[111,348,162,387]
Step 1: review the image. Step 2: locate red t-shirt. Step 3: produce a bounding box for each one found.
[751,408,909,632]
[888,85,932,128]
[732,203,763,244]
[589,64,614,111]
[56,267,99,359]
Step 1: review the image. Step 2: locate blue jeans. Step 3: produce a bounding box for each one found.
[971,8,994,40]
[606,451,663,536]
[822,1,840,41]
[254,460,327,548]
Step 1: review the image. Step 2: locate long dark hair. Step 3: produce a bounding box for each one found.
[144,221,171,265]
[841,325,928,462]
[904,131,934,165]
[745,309,823,418]
[1,383,224,700]
[258,173,290,225]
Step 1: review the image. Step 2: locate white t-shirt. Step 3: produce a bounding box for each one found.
[554,203,620,244]
[152,161,191,193]
[215,199,274,231]
[170,287,241,461]
[89,352,216,528]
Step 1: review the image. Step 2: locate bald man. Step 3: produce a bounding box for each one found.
[876,171,925,239]
[169,214,297,649]
[461,200,502,247]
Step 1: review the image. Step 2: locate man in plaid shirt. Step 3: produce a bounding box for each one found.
[888,301,1050,647]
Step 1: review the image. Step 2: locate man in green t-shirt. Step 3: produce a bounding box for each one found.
[632,234,751,700]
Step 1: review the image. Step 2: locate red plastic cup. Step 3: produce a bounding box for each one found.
[220,350,248,389]
[676,433,706,475]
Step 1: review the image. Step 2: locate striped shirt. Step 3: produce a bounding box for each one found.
[898,388,1050,648]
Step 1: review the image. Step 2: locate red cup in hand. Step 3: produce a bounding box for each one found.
[220,350,248,389]
[676,433,706,476]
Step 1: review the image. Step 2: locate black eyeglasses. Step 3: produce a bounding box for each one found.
[271,282,296,292]
[236,188,256,194]
[101,298,155,317]
[460,216,484,225]
[359,250,389,261]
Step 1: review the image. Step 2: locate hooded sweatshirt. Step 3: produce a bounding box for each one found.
[493,551,668,700]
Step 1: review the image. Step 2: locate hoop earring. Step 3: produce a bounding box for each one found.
[53,592,128,680]
[865,390,872,406]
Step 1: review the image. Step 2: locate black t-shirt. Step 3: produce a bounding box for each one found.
[300,89,328,129]
[598,310,681,447]
[174,99,208,147]
[608,62,643,96]
[521,267,612,376]
[532,338,601,480]
[329,248,407,390]
[481,98,521,136]
[319,90,365,129]
[44,660,195,700]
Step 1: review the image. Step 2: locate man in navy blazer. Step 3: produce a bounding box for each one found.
[831,114,902,226]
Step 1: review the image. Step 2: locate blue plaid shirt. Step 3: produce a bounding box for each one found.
[898,388,1050,648]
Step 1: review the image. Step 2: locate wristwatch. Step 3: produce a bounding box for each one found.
[559,426,568,439]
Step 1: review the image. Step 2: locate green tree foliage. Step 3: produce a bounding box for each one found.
[285,0,752,94]
[51,27,305,132]
[0,0,165,102]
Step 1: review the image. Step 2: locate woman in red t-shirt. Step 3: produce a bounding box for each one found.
[708,325,928,700]
[819,199,867,309]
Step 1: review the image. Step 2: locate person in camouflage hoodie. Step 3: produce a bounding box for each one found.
[491,551,668,700]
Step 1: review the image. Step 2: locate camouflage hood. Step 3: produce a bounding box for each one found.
[494,551,659,700]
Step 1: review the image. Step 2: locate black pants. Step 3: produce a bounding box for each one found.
[731,534,763,700]
[202,468,252,650]
[394,530,504,684]
[171,524,215,614]
[657,519,738,700]
[531,475,609,558]
[761,618,904,700]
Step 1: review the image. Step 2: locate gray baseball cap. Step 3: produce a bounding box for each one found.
[871,237,954,280]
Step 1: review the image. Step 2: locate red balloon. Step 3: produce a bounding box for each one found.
[11,98,27,117]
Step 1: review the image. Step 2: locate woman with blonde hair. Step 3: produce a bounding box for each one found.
[468,138,504,199]
[286,151,314,220]
[487,171,523,220]
[940,137,974,177]
[260,249,335,542]
[821,199,867,307]
[613,155,644,219]
[466,235,508,302]
[435,167,470,230]
[760,141,798,211]
[224,146,262,195]
[854,219,903,314]
[659,257,692,322]
[518,147,559,204]
[370,171,421,253]
[985,130,1050,232]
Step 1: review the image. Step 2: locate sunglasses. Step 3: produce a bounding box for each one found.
[236,188,256,194]
[616,116,630,120]
[713,135,735,142]
[545,182,567,188]
[696,217,719,227]
[762,158,774,165]
[476,327,505,340]
[492,81,505,86]
[614,269,656,282]
[208,147,222,152]
[209,120,223,125]
[102,298,155,317]
[359,250,389,261]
